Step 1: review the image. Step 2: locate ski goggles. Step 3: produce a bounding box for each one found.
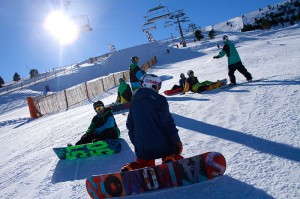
[95,105,105,112]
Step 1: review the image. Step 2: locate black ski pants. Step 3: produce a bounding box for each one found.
[228,61,252,84]
[75,130,118,145]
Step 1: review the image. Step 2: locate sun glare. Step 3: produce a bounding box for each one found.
[44,11,79,45]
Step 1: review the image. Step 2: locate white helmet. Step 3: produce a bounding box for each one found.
[139,74,162,91]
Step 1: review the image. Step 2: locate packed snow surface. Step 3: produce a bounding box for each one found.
[0,23,300,198]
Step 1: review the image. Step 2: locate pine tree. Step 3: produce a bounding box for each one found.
[13,72,21,82]
[0,76,4,88]
[30,69,39,78]
[194,30,204,41]
[261,19,271,30]
[208,29,216,39]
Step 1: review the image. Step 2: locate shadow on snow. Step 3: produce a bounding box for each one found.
[173,113,300,163]
[51,138,135,183]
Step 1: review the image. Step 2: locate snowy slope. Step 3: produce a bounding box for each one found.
[0,22,300,199]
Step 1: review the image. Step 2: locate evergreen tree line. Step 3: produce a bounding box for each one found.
[242,0,300,32]
[194,29,216,41]
[0,69,39,87]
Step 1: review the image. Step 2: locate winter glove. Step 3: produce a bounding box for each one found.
[174,141,183,155]
[213,55,219,59]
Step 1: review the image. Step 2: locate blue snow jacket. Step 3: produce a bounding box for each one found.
[126,87,181,160]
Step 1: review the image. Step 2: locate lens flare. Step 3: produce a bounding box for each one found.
[44,11,79,45]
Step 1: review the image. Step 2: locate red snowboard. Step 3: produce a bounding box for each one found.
[163,87,183,95]
[86,151,226,198]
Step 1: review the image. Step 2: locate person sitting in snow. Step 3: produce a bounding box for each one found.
[129,56,146,92]
[213,35,252,86]
[115,78,132,104]
[74,101,120,145]
[182,70,222,94]
[170,73,187,90]
[120,74,183,172]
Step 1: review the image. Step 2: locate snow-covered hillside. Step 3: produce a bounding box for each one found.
[0,23,299,198]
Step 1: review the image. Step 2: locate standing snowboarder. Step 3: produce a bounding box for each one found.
[121,74,183,172]
[115,78,132,104]
[213,35,252,86]
[129,56,145,92]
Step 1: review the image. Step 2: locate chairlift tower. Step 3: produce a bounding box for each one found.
[169,10,187,47]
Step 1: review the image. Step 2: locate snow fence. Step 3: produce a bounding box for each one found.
[27,56,157,118]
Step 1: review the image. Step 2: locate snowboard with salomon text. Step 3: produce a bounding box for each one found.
[86,151,226,198]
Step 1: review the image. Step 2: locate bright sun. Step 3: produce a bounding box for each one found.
[44,11,79,45]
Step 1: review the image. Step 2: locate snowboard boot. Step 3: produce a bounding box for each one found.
[229,82,236,86]
[92,139,99,143]
[120,163,136,172]
[120,159,155,172]
[67,143,73,147]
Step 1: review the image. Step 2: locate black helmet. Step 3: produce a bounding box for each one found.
[222,35,228,41]
[131,56,139,62]
[93,100,104,109]
[180,73,185,78]
[119,78,125,83]
[187,70,194,76]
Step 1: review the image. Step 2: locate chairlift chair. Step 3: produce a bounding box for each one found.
[163,20,173,28]
[169,9,185,20]
[147,5,170,22]
[142,21,157,32]
[71,14,92,32]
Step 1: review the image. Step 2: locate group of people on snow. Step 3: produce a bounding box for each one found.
[69,35,252,171]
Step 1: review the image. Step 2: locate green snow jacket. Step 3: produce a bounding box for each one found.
[86,108,120,137]
[218,40,241,65]
[116,81,132,104]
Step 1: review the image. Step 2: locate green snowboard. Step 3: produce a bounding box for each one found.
[53,139,121,160]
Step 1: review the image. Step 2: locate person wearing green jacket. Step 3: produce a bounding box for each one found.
[74,101,120,145]
[129,56,145,91]
[115,78,132,104]
[213,35,252,86]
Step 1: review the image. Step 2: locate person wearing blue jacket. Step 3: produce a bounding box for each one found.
[129,56,146,92]
[121,74,183,172]
[170,73,187,90]
[213,35,252,86]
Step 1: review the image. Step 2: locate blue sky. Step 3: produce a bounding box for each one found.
[0,0,284,83]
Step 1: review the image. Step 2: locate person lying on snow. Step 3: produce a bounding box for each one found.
[181,70,222,94]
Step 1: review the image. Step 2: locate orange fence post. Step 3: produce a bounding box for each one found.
[27,97,39,118]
